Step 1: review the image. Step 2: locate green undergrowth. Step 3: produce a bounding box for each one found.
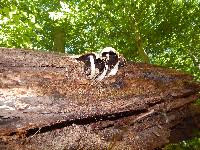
[164,137,200,150]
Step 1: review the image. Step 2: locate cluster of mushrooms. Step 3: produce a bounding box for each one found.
[76,47,126,81]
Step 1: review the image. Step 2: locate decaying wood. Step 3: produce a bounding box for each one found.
[0,47,200,150]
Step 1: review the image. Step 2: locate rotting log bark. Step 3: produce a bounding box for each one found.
[0,47,200,150]
[169,105,200,144]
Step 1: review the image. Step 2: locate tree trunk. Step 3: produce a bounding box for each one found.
[53,26,65,53]
[135,31,150,63]
[131,14,150,63]
[0,47,200,150]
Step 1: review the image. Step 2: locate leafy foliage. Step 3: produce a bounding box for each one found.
[164,137,200,150]
[0,0,199,78]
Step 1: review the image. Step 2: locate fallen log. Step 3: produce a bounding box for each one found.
[0,47,200,150]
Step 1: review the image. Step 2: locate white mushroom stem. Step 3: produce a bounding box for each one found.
[107,61,119,77]
[95,64,109,81]
[87,55,96,79]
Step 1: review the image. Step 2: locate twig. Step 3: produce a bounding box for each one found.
[130,109,155,125]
